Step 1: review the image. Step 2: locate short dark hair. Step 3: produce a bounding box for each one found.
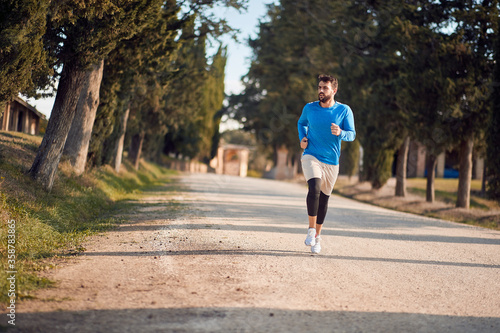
[318,74,338,90]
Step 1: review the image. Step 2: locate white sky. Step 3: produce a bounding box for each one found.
[24,0,274,119]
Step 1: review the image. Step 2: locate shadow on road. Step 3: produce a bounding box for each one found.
[79,248,500,269]
[111,220,500,246]
[13,307,500,333]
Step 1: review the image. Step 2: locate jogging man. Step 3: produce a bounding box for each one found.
[297,74,356,254]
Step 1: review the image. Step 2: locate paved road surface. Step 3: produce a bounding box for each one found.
[15,173,500,332]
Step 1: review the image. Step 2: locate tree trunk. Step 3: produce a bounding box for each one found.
[457,136,474,208]
[63,60,104,175]
[426,153,438,203]
[395,135,410,197]
[481,162,487,197]
[29,63,88,191]
[128,131,145,170]
[114,105,130,173]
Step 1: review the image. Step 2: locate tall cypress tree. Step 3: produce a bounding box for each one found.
[448,0,499,208]
[0,0,52,108]
[486,16,500,200]
[202,45,227,162]
[162,19,208,159]
[88,0,181,168]
[89,0,245,168]
[29,0,163,190]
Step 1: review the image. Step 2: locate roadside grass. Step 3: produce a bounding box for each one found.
[334,176,500,230]
[406,178,491,210]
[0,131,177,304]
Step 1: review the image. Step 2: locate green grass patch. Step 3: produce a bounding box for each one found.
[407,187,489,210]
[406,178,483,192]
[0,131,177,304]
[406,178,494,210]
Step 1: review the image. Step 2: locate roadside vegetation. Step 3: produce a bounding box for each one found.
[0,131,177,304]
[334,176,500,231]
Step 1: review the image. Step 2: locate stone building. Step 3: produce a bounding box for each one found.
[1,97,46,135]
[210,144,250,177]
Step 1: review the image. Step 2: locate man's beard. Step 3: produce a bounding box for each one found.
[319,93,332,103]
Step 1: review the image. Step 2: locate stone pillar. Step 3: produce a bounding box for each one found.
[23,111,29,134]
[216,147,224,174]
[29,116,36,135]
[239,149,249,177]
[1,103,10,131]
[274,145,289,180]
[11,109,18,132]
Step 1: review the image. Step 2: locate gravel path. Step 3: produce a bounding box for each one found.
[14,173,500,332]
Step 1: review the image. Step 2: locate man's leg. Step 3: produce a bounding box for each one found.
[306,178,321,227]
[315,192,330,236]
[305,177,321,245]
[308,215,317,229]
[311,192,329,253]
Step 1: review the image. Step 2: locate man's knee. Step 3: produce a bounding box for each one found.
[307,178,321,195]
[319,191,330,203]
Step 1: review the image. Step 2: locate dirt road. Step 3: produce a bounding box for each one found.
[14,173,500,332]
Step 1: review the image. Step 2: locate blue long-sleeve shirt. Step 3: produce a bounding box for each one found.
[297,101,356,165]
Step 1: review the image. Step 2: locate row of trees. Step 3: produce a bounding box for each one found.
[1,0,244,190]
[226,0,500,207]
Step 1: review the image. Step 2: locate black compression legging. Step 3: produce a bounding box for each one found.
[306,178,330,225]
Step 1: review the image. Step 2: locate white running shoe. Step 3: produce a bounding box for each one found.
[304,228,316,246]
[311,236,321,254]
